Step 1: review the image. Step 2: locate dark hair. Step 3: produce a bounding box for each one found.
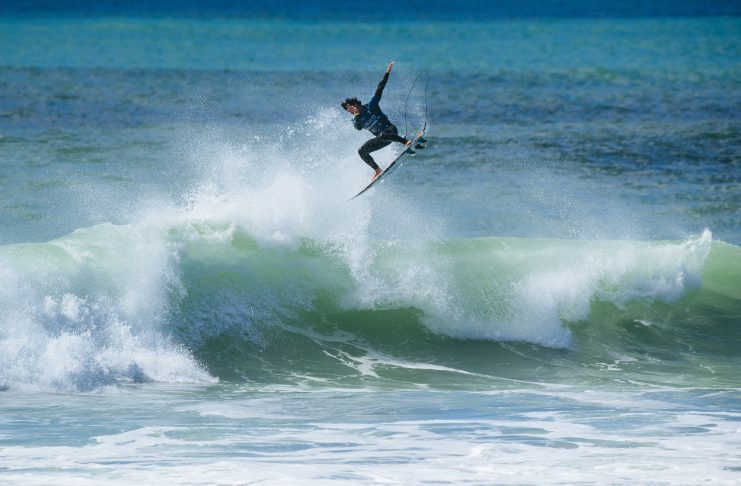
[341,97,361,110]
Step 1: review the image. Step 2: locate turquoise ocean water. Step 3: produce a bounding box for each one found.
[1,1,740,484]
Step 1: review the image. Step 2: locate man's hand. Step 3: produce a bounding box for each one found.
[386,61,395,74]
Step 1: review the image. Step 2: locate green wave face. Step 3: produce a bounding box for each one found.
[1,222,739,391]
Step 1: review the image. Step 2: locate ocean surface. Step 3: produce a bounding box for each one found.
[1,1,740,484]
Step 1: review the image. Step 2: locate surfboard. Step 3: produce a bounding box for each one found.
[350,126,427,200]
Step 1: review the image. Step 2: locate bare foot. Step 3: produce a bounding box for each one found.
[371,168,383,181]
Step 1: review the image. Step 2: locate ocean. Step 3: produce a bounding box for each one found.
[1,1,740,484]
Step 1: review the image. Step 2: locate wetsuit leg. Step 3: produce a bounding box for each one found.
[377,126,408,145]
[379,133,408,144]
[358,137,392,170]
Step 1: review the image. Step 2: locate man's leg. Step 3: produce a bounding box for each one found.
[380,132,425,153]
[379,133,409,144]
[378,132,416,156]
[378,126,409,145]
[358,137,392,171]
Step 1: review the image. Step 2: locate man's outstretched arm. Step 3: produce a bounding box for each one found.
[371,61,395,105]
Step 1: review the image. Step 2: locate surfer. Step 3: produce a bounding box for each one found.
[342,61,426,181]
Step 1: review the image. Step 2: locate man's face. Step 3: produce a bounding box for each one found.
[345,104,361,116]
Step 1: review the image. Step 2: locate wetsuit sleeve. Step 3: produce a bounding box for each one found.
[374,72,390,101]
[353,116,363,130]
[367,72,390,110]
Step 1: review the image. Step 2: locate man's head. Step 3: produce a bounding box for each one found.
[341,97,362,115]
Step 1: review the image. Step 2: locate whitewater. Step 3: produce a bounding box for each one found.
[1,115,733,391]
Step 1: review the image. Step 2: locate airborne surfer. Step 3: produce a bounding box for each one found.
[342,61,426,181]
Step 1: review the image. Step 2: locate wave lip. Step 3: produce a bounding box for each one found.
[411,230,713,349]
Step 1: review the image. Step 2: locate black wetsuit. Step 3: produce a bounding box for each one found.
[352,72,409,170]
